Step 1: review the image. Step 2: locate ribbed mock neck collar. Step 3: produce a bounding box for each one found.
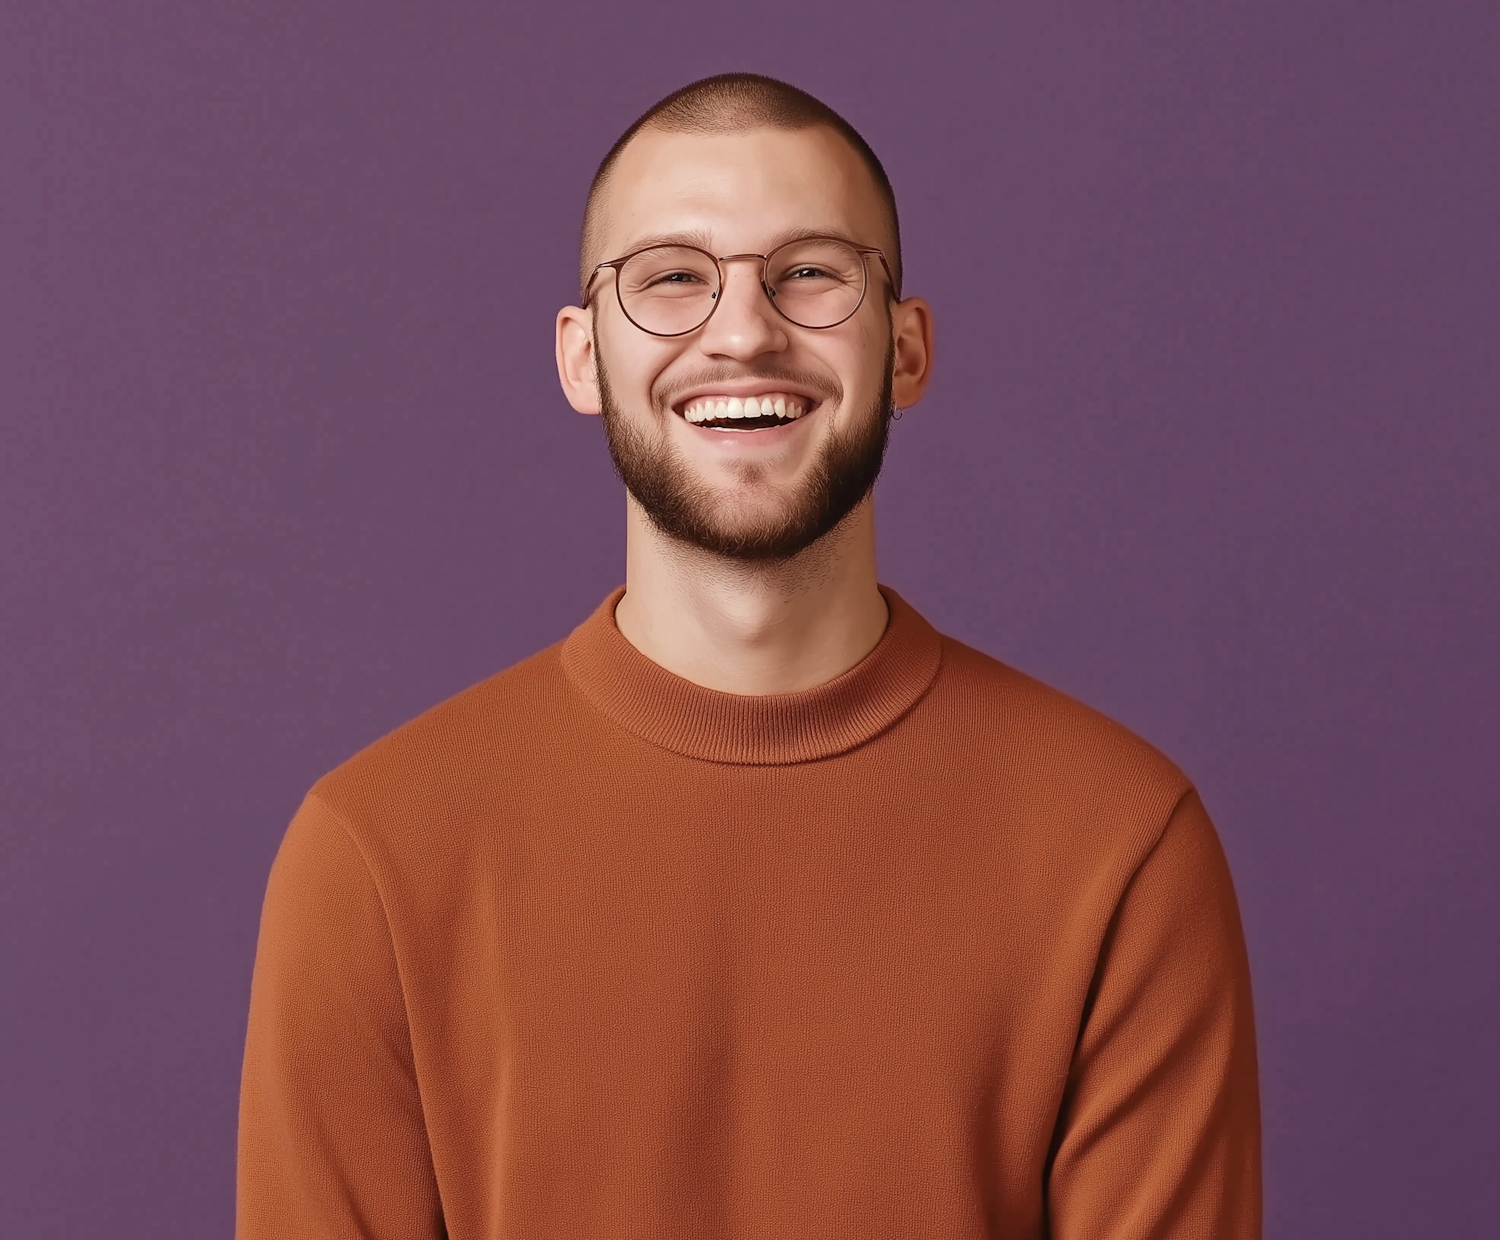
[560,586,942,765]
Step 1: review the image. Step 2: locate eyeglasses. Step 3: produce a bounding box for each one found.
[583,236,896,338]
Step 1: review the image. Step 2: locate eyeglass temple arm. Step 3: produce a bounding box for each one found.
[853,247,899,299]
[580,261,618,307]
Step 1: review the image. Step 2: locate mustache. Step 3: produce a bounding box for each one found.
[653,364,843,412]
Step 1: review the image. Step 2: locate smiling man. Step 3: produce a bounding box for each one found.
[238,74,1260,1239]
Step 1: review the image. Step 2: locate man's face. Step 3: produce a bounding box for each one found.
[572,126,905,561]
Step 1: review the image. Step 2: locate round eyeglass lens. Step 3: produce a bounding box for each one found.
[616,246,721,336]
[764,238,868,328]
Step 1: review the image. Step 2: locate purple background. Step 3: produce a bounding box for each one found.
[3,2,1496,1236]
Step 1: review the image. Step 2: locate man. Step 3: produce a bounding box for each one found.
[238,73,1260,1238]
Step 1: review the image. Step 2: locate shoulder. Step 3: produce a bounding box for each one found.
[920,634,1194,854]
[933,636,1186,781]
[306,640,574,848]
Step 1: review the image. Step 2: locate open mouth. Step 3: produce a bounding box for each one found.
[676,393,812,431]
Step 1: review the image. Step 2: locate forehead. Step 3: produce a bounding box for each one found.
[596,125,890,257]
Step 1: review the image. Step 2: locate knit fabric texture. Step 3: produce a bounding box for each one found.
[238,587,1261,1238]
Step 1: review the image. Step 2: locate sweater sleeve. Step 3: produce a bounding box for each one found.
[237,793,444,1240]
[1047,789,1261,1239]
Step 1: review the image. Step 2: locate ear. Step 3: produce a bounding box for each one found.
[556,304,601,415]
[889,295,934,411]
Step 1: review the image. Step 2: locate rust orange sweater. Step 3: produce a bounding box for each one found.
[238,588,1260,1238]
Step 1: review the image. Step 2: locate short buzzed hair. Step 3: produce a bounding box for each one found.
[579,73,902,300]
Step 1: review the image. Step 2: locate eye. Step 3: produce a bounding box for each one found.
[646,269,709,288]
[786,265,833,280]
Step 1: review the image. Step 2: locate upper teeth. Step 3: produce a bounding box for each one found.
[681,394,808,424]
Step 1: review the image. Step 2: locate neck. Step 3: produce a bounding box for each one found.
[614,496,889,695]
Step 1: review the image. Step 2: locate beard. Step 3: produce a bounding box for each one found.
[598,345,895,563]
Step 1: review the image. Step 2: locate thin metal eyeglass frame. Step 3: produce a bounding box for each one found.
[581,237,897,338]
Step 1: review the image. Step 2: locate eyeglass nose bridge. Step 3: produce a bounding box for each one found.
[706,252,780,309]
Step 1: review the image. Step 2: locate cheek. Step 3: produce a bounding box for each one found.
[832,321,893,405]
[598,326,677,408]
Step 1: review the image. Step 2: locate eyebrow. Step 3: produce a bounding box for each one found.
[608,225,867,260]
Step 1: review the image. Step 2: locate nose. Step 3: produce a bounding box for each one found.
[695,257,789,360]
